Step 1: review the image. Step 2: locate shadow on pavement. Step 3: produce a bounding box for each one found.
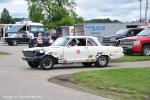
[24,64,118,71]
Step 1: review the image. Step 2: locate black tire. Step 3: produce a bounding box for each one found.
[142,45,150,56]
[116,41,120,46]
[82,62,93,67]
[95,56,109,67]
[28,61,39,68]
[40,56,54,70]
[8,42,13,46]
[124,51,133,55]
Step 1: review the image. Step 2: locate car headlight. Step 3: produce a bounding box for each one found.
[133,41,140,45]
[111,37,116,41]
[35,49,45,56]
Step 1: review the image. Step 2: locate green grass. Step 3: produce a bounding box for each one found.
[111,55,150,63]
[0,51,10,55]
[74,68,150,100]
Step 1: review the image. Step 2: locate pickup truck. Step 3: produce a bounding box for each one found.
[102,28,143,46]
[117,28,150,56]
[22,36,124,70]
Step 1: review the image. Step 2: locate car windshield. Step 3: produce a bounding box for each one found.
[137,29,150,36]
[38,33,49,37]
[115,29,128,35]
[30,26,44,32]
[51,37,70,46]
[6,25,24,33]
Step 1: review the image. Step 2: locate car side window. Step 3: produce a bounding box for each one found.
[77,39,86,46]
[87,38,97,46]
[68,39,78,47]
[67,38,86,47]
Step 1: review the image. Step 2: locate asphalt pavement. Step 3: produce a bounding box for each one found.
[0,44,149,100]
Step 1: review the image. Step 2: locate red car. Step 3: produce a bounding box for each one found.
[117,28,150,56]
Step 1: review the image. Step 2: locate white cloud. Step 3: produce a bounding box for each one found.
[76,0,150,22]
[0,0,28,18]
[0,0,149,22]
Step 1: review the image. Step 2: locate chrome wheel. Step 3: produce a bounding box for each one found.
[98,56,107,66]
[95,56,109,67]
[142,45,150,56]
[12,41,17,46]
[43,58,52,68]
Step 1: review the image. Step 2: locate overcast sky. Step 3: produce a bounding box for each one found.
[0,0,149,22]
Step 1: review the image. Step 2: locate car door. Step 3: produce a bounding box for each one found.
[63,38,89,63]
[86,38,100,61]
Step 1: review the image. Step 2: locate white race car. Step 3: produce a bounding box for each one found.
[22,36,124,70]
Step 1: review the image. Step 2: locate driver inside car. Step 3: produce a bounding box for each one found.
[68,39,78,46]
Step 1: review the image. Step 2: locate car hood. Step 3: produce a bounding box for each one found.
[121,36,150,41]
[23,46,62,52]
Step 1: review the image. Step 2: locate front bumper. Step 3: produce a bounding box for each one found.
[22,57,42,62]
[121,45,142,53]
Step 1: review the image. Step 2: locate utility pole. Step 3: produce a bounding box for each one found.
[145,0,149,24]
[139,0,142,22]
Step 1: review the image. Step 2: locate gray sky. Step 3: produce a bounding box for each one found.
[0,0,149,22]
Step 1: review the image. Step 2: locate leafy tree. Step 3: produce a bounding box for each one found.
[26,0,81,29]
[0,8,13,24]
[75,16,84,23]
[28,2,43,22]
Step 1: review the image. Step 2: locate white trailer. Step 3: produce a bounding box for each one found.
[61,26,74,36]
[74,23,144,40]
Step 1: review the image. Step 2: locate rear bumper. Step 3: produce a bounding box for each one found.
[110,53,124,59]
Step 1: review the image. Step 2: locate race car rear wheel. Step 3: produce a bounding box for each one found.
[95,55,109,67]
[40,56,54,70]
[28,61,39,68]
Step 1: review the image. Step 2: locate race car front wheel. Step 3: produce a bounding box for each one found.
[40,56,54,70]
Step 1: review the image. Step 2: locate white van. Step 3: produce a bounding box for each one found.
[5,21,44,46]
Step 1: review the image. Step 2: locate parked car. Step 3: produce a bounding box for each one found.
[117,28,150,55]
[22,36,124,70]
[36,33,51,47]
[102,28,144,46]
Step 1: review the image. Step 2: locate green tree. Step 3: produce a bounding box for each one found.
[28,2,43,22]
[26,0,80,29]
[1,8,13,24]
[75,16,84,23]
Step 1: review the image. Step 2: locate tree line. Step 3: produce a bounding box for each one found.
[0,8,24,24]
